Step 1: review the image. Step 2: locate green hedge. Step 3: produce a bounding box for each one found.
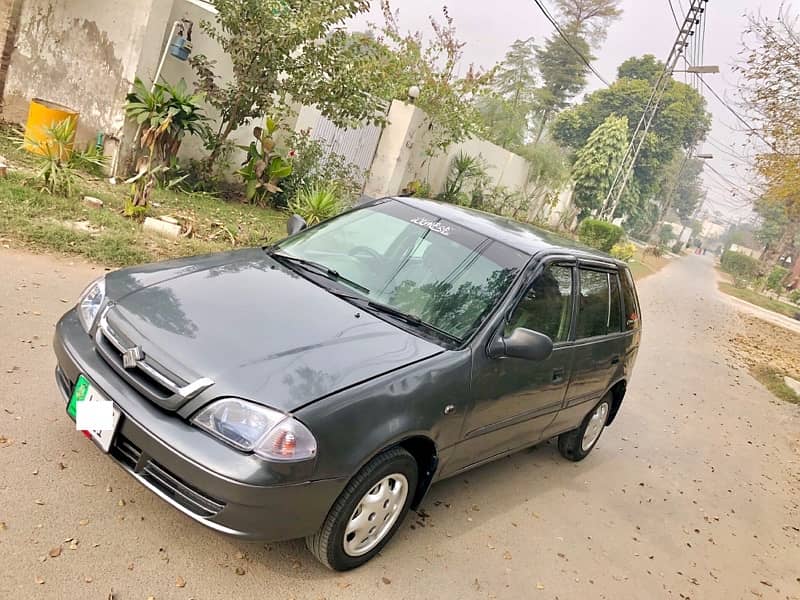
[720,250,761,287]
[766,266,789,294]
[578,218,624,252]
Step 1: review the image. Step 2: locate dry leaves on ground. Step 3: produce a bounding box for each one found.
[728,315,800,378]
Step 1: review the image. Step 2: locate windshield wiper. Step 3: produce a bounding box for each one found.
[266,250,370,294]
[363,300,462,344]
[325,287,460,344]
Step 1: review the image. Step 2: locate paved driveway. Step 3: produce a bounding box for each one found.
[1,249,798,599]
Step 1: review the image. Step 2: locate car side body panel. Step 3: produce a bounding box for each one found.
[296,349,472,483]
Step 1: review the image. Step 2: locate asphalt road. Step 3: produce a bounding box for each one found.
[1,248,798,600]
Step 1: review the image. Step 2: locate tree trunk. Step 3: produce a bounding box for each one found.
[0,0,23,103]
[534,109,551,145]
[207,106,241,166]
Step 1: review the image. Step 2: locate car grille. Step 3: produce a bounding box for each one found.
[111,434,226,519]
[93,309,212,410]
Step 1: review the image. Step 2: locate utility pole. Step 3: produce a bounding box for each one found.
[600,0,710,221]
[647,151,713,245]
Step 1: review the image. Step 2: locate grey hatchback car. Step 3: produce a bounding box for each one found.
[54,197,641,570]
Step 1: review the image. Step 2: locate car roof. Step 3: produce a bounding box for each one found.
[390,197,624,265]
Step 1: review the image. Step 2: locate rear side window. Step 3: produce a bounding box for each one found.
[620,268,641,330]
[576,269,622,339]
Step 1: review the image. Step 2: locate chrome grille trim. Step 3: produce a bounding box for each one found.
[96,309,214,407]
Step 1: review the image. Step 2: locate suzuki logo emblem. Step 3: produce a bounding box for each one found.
[122,346,143,369]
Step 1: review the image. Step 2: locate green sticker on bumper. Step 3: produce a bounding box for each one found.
[67,374,90,419]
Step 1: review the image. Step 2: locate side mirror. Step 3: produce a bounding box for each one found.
[488,327,554,361]
[286,214,308,236]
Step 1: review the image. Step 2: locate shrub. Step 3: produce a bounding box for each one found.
[720,250,761,287]
[21,117,106,197]
[577,218,624,252]
[671,241,684,254]
[402,179,432,198]
[236,119,292,205]
[288,183,340,226]
[610,242,636,262]
[658,224,677,248]
[766,266,789,295]
[273,130,364,209]
[789,289,800,305]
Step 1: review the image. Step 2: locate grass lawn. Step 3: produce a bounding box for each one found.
[0,131,287,267]
[718,281,800,319]
[628,248,669,281]
[750,364,800,405]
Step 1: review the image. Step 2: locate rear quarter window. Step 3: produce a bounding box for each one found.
[620,267,641,330]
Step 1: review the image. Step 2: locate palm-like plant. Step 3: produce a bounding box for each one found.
[21,118,105,196]
[125,77,208,164]
[124,78,208,211]
[288,184,341,226]
[438,151,487,204]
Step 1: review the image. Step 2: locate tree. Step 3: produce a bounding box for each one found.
[617,54,662,83]
[531,0,623,140]
[736,9,800,264]
[533,28,592,141]
[672,156,706,222]
[555,0,623,46]
[552,55,711,219]
[570,114,629,218]
[360,2,492,155]
[191,0,379,166]
[477,38,538,149]
[519,140,570,220]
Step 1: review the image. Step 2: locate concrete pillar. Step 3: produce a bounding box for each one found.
[363,99,429,198]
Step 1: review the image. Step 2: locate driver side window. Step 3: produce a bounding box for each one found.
[506,265,574,343]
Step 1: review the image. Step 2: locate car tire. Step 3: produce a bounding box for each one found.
[557,395,612,462]
[306,447,418,571]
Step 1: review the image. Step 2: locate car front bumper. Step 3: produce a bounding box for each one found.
[53,309,346,541]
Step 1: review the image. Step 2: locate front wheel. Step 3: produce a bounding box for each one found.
[557,396,611,461]
[306,447,417,571]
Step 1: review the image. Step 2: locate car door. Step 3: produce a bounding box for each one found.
[547,263,626,436]
[442,260,578,476]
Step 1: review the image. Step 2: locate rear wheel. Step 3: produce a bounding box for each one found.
[557,396,611,461]
[306,447,417,571]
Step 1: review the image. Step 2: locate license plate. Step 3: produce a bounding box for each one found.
[67,375,121,452]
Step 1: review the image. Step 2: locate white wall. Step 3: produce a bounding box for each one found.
[363,100,568,227]
[2,0,160,145]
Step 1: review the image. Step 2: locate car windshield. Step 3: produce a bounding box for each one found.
[275,200,529,341]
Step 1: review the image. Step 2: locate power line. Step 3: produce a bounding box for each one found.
[529,0,612,87]
[706,134,751,162]
[685,60,782,154]
[704,163,759,202]
[667,0,681,29]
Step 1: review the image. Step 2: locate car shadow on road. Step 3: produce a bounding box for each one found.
[234,437,606,581]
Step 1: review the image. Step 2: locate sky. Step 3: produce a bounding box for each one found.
[352,0,782,224]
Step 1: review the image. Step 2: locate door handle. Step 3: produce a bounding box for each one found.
[611,356,620,365]
[552,368,565,383]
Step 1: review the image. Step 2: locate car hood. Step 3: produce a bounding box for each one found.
[103,249,443,412]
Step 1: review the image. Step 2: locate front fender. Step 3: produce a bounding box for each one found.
[297,349,472,482]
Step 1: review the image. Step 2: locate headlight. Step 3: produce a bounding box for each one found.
[77,276,106,332]
[192,398,317,462]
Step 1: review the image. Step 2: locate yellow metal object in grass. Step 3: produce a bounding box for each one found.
[23,98,79,157]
